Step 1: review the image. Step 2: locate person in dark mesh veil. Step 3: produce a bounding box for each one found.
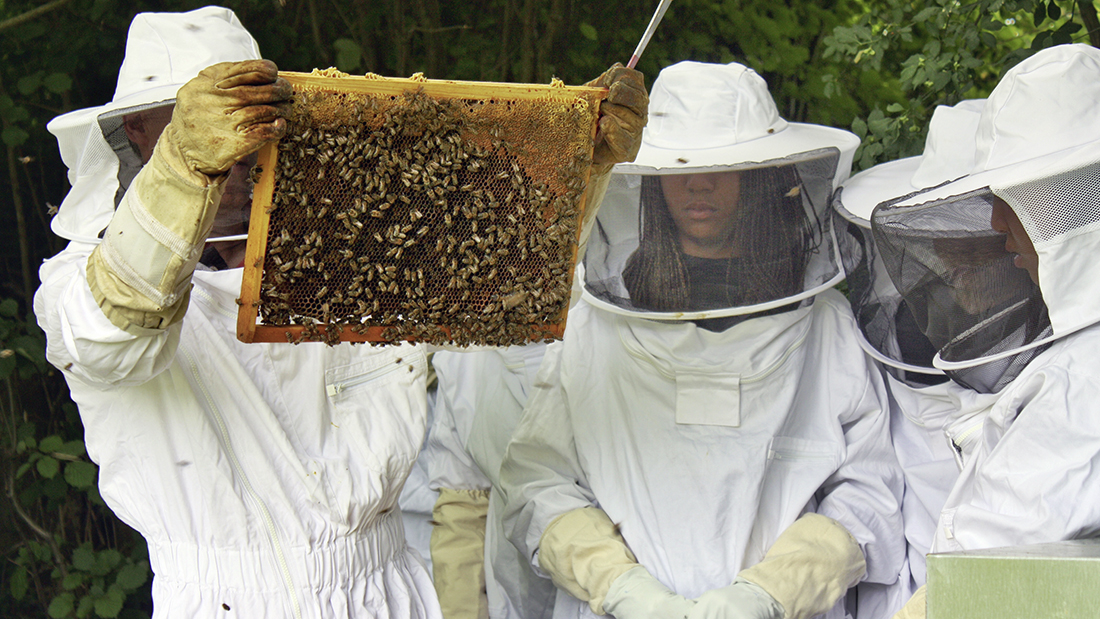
[622,165,816,316]
[876,44,1100,619]
[498,60,905,619]
[832,99,1005,619]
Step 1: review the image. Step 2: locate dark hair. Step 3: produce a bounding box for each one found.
[622,166,818,311]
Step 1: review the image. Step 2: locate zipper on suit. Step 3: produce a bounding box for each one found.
[181,346,304,619]
[326,361,404,397]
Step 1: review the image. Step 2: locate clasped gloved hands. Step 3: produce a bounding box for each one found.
[162,59,292,180]
[585,63,648,170]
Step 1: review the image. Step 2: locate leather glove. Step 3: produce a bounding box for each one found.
[603,566,696,619]
[161,59,291,178]
[538,507,640,614]
[738,514,867,619]
[688,578,783,619]
[891,585,925,619]
[431,488,491,619]
[585,63,648,170]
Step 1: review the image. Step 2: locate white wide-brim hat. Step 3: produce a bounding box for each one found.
[836,99,985,223]
[47,6,261,243]
[614,60,860,188]
[894,44,1100,208]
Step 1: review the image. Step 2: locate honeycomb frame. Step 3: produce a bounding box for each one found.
[237,71,606,346]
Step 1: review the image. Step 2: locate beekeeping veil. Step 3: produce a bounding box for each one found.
[832,99,985,386]
[582,61,859,324]
[870,44,1100,393]
[46,6,261,244]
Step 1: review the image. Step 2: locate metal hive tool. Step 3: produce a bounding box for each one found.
[236,69,606,346]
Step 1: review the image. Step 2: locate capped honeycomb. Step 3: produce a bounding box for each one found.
[237,70,605,346]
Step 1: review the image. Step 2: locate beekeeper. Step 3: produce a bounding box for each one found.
[830,100,1004,617]
[498,60,905,619]
[870,44,1100,619]
[33,7,439,618]
[426,66,648,619]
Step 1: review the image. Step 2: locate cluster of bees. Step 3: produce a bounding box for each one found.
[256,84,595,346]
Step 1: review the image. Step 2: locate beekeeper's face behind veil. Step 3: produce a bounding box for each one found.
[872,44,1100,393]
[582,61,860,322]
[47,6,263,255]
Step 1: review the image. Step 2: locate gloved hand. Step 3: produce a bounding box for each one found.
[585,63,648,170]
[891,585,925,619]
[687,578,783,619]
[161,59,291,178]
[737,514,867,619]
[537,507,640,614]
[431,487,491,619]
[603,566,696,619]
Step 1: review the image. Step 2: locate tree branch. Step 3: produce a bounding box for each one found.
[0,0,73,32]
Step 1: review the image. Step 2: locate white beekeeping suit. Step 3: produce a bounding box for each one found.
[874,44,1100,619]
[830,100,1001,618]
[33,7,439,618]
[426,344,556,619]
[499,60,905,619]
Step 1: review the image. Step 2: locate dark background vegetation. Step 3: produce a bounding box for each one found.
[2,0,1097,616]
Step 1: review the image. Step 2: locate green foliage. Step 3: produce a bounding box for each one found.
[823,0,1099,170]
[1,296,151,618]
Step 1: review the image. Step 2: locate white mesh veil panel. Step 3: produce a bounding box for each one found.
[997,158,1100,244]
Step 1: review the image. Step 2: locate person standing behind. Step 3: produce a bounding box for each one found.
[831,99,1003,619]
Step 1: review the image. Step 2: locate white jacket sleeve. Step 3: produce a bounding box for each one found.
[498,341,599,571]
[34,242,182,388]
[814,365,907,587]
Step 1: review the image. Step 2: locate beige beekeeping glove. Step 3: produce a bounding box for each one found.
[585,64,648,173]
[538,507,640,615]
[431,488,491,619]
[892,585,926,619]
[736,514,867,619]
[160,59,291,181]
[88,59,289,333]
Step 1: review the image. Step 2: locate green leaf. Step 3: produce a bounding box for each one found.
[94,587,125,618]
[10,566,28,600]
[37,456,60,479]
[63,572,86,590]
[40,435,64,453]
[851,116,868,139]
[44,73,73,94]
[65,461,98,488]
[332,39,362,72]
[579,22,598,41]
[17,72,42,95]
[59,440,87,457]
[1033,2,1047,26]
[73,544,97,571]
[16,461,33,479]
[94,549,122,576]
[115,562,149,590]
[0,354,17,380]
[48,592,75,618]
[2,126,30,148]
[1047,1,1061,20]
[885,102,905,113]
[0,298,17,317]
[77,594,96,618]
